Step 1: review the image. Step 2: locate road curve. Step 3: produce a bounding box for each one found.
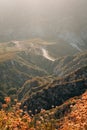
[42,48,55,61]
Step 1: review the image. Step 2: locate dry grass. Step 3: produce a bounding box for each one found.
[0,52,16,63]
[0,92,87,130]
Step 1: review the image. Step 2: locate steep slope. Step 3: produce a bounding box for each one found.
[0,51,50,102]
[47,40,84,58]
[60,91,87,130]
[21,65,87,114]
[52,51,87,76]
[0,39,87,109]
[31,91,87,130]
[18,76,54,101]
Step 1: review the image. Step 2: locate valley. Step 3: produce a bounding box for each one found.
[0,0,87,129]
[0,38,87,130]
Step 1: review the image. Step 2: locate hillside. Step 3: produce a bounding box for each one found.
[21,65,87,114]
[0,0,87,129]
[60,91,87,130]
[0,40,87,105]
[32,91,87,130]
[0,41,52,103]
[0,39,87,129]
[53,51,87,76]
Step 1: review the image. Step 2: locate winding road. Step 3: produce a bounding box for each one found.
[13,40,55,61]
[42,48,55,61]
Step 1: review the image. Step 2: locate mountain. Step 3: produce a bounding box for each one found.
[0,0,87,129]
[0,39,87,104]
[1,38,87,58]
[0,40,52,102]
[21,65,87,114]
[60,91,87,130]
[52,51,87,76]
[31,91,87,130]
[0,39,87,129]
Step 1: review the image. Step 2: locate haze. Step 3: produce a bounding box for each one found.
[0,0,87,42]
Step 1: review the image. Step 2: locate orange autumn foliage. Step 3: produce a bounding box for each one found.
[60,91,87,130]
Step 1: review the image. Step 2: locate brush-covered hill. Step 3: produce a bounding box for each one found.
[0,39,87,129]
[21,65,87,114]
[51,51,87,76]
[0,53,48,103]
[31,91,87,130]
[59,91,87,130]
[0,39,87,110]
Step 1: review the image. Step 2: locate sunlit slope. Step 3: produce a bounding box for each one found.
[59,91,87,130]
[32,91,87,130]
